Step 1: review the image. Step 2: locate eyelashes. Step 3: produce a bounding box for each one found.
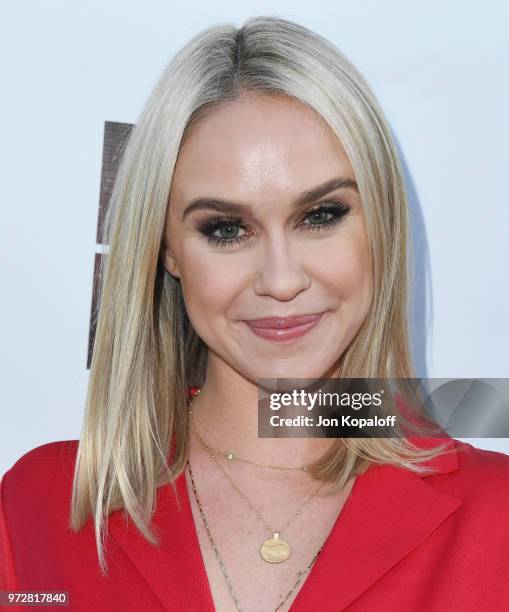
[197,202,351,248]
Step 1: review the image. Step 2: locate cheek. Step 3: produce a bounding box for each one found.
[320,232,373,305]
[178,248,241,326]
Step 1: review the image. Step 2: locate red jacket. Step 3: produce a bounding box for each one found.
[1,435,509,611]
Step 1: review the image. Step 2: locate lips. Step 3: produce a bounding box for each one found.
[244,313,324,329]
[243,312,326,342]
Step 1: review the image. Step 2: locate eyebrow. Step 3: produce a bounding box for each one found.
[180,176,359,221]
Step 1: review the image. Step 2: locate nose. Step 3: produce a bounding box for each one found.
[252,235,311,301]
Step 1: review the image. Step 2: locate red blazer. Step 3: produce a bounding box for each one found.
[2,435,509,611]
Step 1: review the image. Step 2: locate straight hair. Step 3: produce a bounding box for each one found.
[70,15,451,574]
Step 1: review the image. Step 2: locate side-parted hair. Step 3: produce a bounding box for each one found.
[70,15,451,574]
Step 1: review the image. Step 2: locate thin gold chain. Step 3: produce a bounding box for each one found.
[188,388,309,471]
[189,405,328,536]
[186,458,324,612]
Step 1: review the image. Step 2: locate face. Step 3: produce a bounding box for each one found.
[163,92,373,384]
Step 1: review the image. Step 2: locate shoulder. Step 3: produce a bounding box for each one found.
[1,440,79,519]
[2,439,79,484]
[453,438,509,479]
[436,439,509,513]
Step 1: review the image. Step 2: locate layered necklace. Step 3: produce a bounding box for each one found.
[186,386,329,611]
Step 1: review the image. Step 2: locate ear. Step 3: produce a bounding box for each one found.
[160,241,180,278]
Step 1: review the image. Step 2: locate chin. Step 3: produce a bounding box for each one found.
[245,361,336,383]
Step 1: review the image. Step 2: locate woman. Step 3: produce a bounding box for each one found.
[2,15,509,612]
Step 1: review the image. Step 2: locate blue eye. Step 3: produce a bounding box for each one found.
[198,202,351,248]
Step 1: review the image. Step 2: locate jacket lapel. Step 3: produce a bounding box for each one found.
[291,437,462,610]
[109,472,215,611]
[108,436,462,612]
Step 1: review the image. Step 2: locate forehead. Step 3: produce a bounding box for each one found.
[172,92,354,202]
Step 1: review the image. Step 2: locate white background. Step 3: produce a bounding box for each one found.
[1,0,508,476]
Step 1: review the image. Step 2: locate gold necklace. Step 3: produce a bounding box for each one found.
[186,458,324,612]
[187,387,310,471]
[188,391,328,563]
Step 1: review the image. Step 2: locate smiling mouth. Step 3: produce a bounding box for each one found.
[242,312,326,342]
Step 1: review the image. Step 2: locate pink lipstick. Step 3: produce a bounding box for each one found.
[243,312,325,341]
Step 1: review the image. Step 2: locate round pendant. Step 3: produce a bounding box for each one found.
[260,532,291,563]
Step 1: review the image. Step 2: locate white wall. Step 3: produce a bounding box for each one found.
[1,0,508,475]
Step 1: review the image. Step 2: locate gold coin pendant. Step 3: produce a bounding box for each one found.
[260,532,291,563]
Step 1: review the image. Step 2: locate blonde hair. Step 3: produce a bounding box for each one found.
[70,15,451,574]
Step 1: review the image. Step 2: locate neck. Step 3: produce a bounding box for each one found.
[189,366,336,470]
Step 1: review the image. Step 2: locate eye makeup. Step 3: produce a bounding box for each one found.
[195,201,351,248]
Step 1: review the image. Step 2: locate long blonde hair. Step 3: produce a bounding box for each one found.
[70,15,450,574]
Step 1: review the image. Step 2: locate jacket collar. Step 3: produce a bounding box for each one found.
[108,435,461,611]
[292,435,462,610]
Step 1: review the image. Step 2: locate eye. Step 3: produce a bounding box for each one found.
[301,203,350,232]
[197,201,351,248]
[198,216,250,248]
